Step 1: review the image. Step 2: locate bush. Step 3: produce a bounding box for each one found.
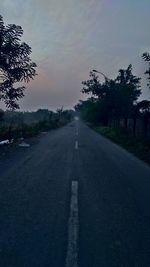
[0,117,71,142]
[93,126,150,164]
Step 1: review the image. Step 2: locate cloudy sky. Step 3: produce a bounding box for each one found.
[0,0,150,110]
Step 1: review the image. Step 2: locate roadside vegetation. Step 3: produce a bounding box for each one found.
[0,108,74,143]
[75,55,150,164]
[92,125,150,165]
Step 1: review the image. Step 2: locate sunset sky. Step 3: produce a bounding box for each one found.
[0,0,150,111]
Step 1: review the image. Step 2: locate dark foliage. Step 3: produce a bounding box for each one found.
[142,52,150,88]
[79,66,141,125]
[0,109,4,121]
[0,108,74,141]
[0,15,37,109]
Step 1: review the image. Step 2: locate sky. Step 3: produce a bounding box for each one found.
[0,0,150,111]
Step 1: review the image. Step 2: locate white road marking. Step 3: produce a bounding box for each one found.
[74,116,79,121]
[66,181,79,267]
[75,141,78,150]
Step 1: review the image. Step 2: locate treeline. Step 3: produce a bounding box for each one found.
[0,108,74,142]
[75,56,150,138]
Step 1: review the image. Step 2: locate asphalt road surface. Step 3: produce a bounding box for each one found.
[0,119,150,267]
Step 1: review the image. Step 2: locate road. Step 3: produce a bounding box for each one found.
[0,119,150,267]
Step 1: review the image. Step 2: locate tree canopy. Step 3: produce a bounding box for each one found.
[142,52,150,88]
[80,66,141,124]
[0,15,37,109]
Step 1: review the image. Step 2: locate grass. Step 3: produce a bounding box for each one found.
[92,125,150,165]
[0,119,69,142]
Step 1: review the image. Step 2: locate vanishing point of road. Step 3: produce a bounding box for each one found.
[0,119,150,267]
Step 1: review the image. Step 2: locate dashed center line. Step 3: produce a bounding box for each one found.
[75,141,78,150]
[65,181,79,267]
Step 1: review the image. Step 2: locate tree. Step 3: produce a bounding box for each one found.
[137,100,150,115]
[0,109,4,122]
[114,64,141,117]
[142,52,150,88]
[0,15,37,109]
[81,66,141,125]
[136,100,150,138]
[75,98,98,123]
[56,106,63,119]
[82,71,104,97]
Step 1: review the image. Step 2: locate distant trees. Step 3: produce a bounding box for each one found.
[56,106,64,119]
[36,109,53,121]
[56,107,74,123]
[75,98,98,123]
[0,15,37,109]
[80,65,141,125]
